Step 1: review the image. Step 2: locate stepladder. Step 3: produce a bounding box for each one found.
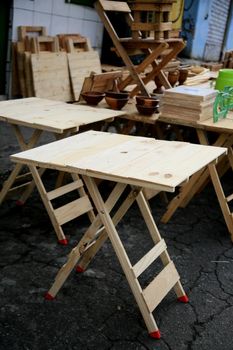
[45,177,188,339]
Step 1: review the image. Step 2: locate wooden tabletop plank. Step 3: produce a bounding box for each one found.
[11,131,226,192]
[0,97,125,133]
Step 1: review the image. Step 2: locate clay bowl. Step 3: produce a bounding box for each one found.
[178,68,189,85]
[168,70,180,87]
[81,91,105,105]
[136,104,159,116]
[105,90,130,99]
[136,95,159,107]
[105,96,129,110]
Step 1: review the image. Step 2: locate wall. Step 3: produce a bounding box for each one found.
[182,0,231,61]
[223,0,233,53]
[181,0,199,57]
[12,0,104,52]
[191,0,210,59]
[203,0,231,61]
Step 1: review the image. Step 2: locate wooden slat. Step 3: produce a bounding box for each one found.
[142,261,180,312]
[47,179,83,200]
[67,52,102,101]
[132,239,167,278]
[18,26,47,41]
[54,196,93,226]
[226,193,233,203]
[99,0,131,12]
[11,131,226,192]
[31,52,72,102]
[131,22,172,32]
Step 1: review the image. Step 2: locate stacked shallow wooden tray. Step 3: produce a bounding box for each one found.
[160,85,218,122]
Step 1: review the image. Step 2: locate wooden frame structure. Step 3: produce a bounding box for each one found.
[0,98,125,244]
[95,0,185,97]
[158,111,233,241]
[11,130,225,338]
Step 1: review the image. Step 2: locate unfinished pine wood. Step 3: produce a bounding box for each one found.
[24,52,34,97]
[0,98,125,205]
[18,26,47,41]
[11,130,226,193]
[160,85,217,122]
[142,261,180,312]
[31,36,60,53]
[47,179,83,200]
[0,97,125,132]
[54,196,93,226]
[30,52,72,102]
[79,71,123,98]
[57,34,92,52]
[67,51,102,101]
[10,130,226,336]
[132,239,167,277]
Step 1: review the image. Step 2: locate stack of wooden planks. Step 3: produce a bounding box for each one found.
[160,85,218,122]
[12,26,102,102]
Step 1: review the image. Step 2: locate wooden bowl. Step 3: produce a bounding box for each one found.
[105,96,129,110]
[136,104,159,115]
[105,90,130,99]
[81,91,105,105]
[136,95,159,107]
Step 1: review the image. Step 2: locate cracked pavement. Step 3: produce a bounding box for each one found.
[1,122,233,350]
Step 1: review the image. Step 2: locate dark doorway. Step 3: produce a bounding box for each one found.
[0,0,12,95]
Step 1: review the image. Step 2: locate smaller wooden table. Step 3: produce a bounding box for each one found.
[11,130,225,338]
[0,97,125,230]
[158,111,233,241]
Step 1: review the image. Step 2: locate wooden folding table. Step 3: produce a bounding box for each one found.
[158,111,233,241]
[11,130,226,338]
[0,97,125,243]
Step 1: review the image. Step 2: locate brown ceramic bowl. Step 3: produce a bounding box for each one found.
[105,96,129,110]
[105,90,130,99]
[136,104,159,115]
[81,91,105,105]
[136,95,159,107]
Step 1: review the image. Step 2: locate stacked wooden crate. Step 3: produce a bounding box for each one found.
[160,85,218,121]
[12,26,102,102]
[129,0,178,40]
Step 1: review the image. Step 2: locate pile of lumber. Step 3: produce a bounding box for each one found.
[12,26,102,102]
[160,85,218,122]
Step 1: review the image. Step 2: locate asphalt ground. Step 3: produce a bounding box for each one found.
[1,121,233,350]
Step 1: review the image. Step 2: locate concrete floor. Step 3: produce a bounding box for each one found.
[1,121,233,350]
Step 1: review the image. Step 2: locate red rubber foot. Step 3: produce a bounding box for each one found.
[16,200,24,206]
[149,330,161,339]
[44,292,55,300]
[76,265,85,273]
[178,294,189,303]
[58,238,68,245]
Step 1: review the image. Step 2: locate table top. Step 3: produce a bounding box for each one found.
[11,130,226,192]
[0,97,125,133]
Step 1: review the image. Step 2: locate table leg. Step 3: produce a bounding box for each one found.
[0,127,42,205]
[82,178,187,338]
[17,130,71,205]
[208,163,233,241]
[27,166,96,244]
[0,163,24,204]
[45,183,133,297]
[46,179,188,337]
